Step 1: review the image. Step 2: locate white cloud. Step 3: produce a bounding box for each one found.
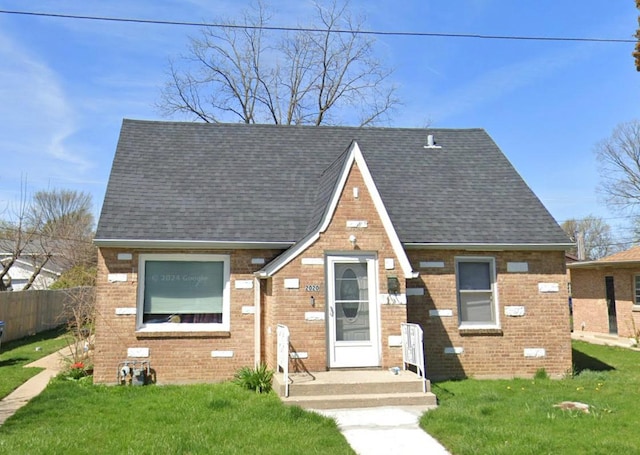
[0,31,92,173]
[0,28,91,194]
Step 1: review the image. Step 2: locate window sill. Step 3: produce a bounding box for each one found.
[459,327,503,336]
[633,305,640,312]
[135,331,231,339]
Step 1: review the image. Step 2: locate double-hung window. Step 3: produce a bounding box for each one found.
[634,276,640,308]
[456,257,498,328]
[137,254,230,331]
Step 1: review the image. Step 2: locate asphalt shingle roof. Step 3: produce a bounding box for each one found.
[95,119,570,245]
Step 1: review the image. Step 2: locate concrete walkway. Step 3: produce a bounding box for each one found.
[316,406,450,455]
[571,331,639,350]
[0,346,72,426]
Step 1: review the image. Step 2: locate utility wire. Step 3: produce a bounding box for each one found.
[0,9,636,44]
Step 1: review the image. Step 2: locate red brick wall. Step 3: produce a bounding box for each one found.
[263,162,407,372]
[93,248,281,384]
[571,266,640,338]
[95,156,572,383]
[407,250,571,379]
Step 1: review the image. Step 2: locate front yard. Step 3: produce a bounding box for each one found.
[0,381,353,454]
[0,327,69,399]
[0,330,353,454]
[422,341,640,454]
[2,331,639,454]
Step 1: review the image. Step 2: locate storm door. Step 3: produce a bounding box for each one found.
[326,255,380,368]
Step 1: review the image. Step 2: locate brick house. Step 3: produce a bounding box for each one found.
[93,120,573,385]
[569,246,640,339]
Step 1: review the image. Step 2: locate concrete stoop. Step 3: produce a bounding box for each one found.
[274,369,437,409]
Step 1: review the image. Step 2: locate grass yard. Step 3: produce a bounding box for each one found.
[421,340,640,454]
[3,335,638,454]
[0,327,70,399]
[0,380,354,455]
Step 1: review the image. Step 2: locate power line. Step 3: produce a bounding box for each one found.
[0,9,636,44]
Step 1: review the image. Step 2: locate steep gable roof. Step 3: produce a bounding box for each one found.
[260,142,416,278]
[95,120,570,248]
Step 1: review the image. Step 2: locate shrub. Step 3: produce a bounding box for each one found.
[234,364,274,394]
[59,361,93,381]
[534,368,549,380]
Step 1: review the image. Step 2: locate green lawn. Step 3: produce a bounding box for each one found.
[0,327,70,399]
[421,340,640,454]
[0,380,353,454]
[3,336,638,454]
[1,330,352,454]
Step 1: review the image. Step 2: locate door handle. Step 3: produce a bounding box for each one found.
[330,306,334,317]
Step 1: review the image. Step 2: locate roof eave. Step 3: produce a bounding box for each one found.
[93,239,294,249]
[568,259,640,269]
[403,242,574,251]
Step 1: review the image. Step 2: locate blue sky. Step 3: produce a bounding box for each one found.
[0,1,638,238]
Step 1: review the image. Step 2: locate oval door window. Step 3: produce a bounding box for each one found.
[340,268,360,321]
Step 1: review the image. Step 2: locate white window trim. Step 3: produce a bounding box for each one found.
[455,256,500,330]
[635,275,640,307]
[137,253,231,332]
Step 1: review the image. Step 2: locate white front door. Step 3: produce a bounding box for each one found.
[327,255,380,368]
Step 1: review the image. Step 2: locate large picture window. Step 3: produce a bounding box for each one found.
[456,257,498,328]
[137,254,230,331]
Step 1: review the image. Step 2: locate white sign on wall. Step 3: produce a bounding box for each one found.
[538,283,559,293]
[127,348,149,358]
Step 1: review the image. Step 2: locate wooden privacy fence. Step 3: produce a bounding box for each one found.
[0,288,91,343]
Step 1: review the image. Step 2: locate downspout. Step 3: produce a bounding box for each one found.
[253,275,261,368]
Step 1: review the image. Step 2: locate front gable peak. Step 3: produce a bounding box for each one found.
[260,141,417,278]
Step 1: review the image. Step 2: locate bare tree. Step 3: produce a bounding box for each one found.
[0,184,43,291]
[158,0,398,126]
[0,188,96,291]
[596,120,640,211]
[59,286,96,365]
[30,189,96,274]
[561,216,616,260]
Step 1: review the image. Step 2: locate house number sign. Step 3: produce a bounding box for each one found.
[305,284,321,292]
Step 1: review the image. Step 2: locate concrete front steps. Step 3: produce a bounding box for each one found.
[274,369,437,409]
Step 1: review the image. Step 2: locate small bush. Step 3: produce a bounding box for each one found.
[534,368,549,380]
[59,361,92,381]
[234,364,274,393]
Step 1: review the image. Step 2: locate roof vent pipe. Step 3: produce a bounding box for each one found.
[427,134,435,147]
[424,133,441,149]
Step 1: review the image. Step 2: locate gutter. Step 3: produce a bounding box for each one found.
[403,242,574,251]
[568,259,640,269]
[93,239,294,249]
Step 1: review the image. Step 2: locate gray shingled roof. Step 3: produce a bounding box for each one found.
[95,120,570,245]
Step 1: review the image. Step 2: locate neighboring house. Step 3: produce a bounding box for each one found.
[0,240,64,290]
[0,258,61,291]
[569,246,640,338]
[93,120,573,385]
